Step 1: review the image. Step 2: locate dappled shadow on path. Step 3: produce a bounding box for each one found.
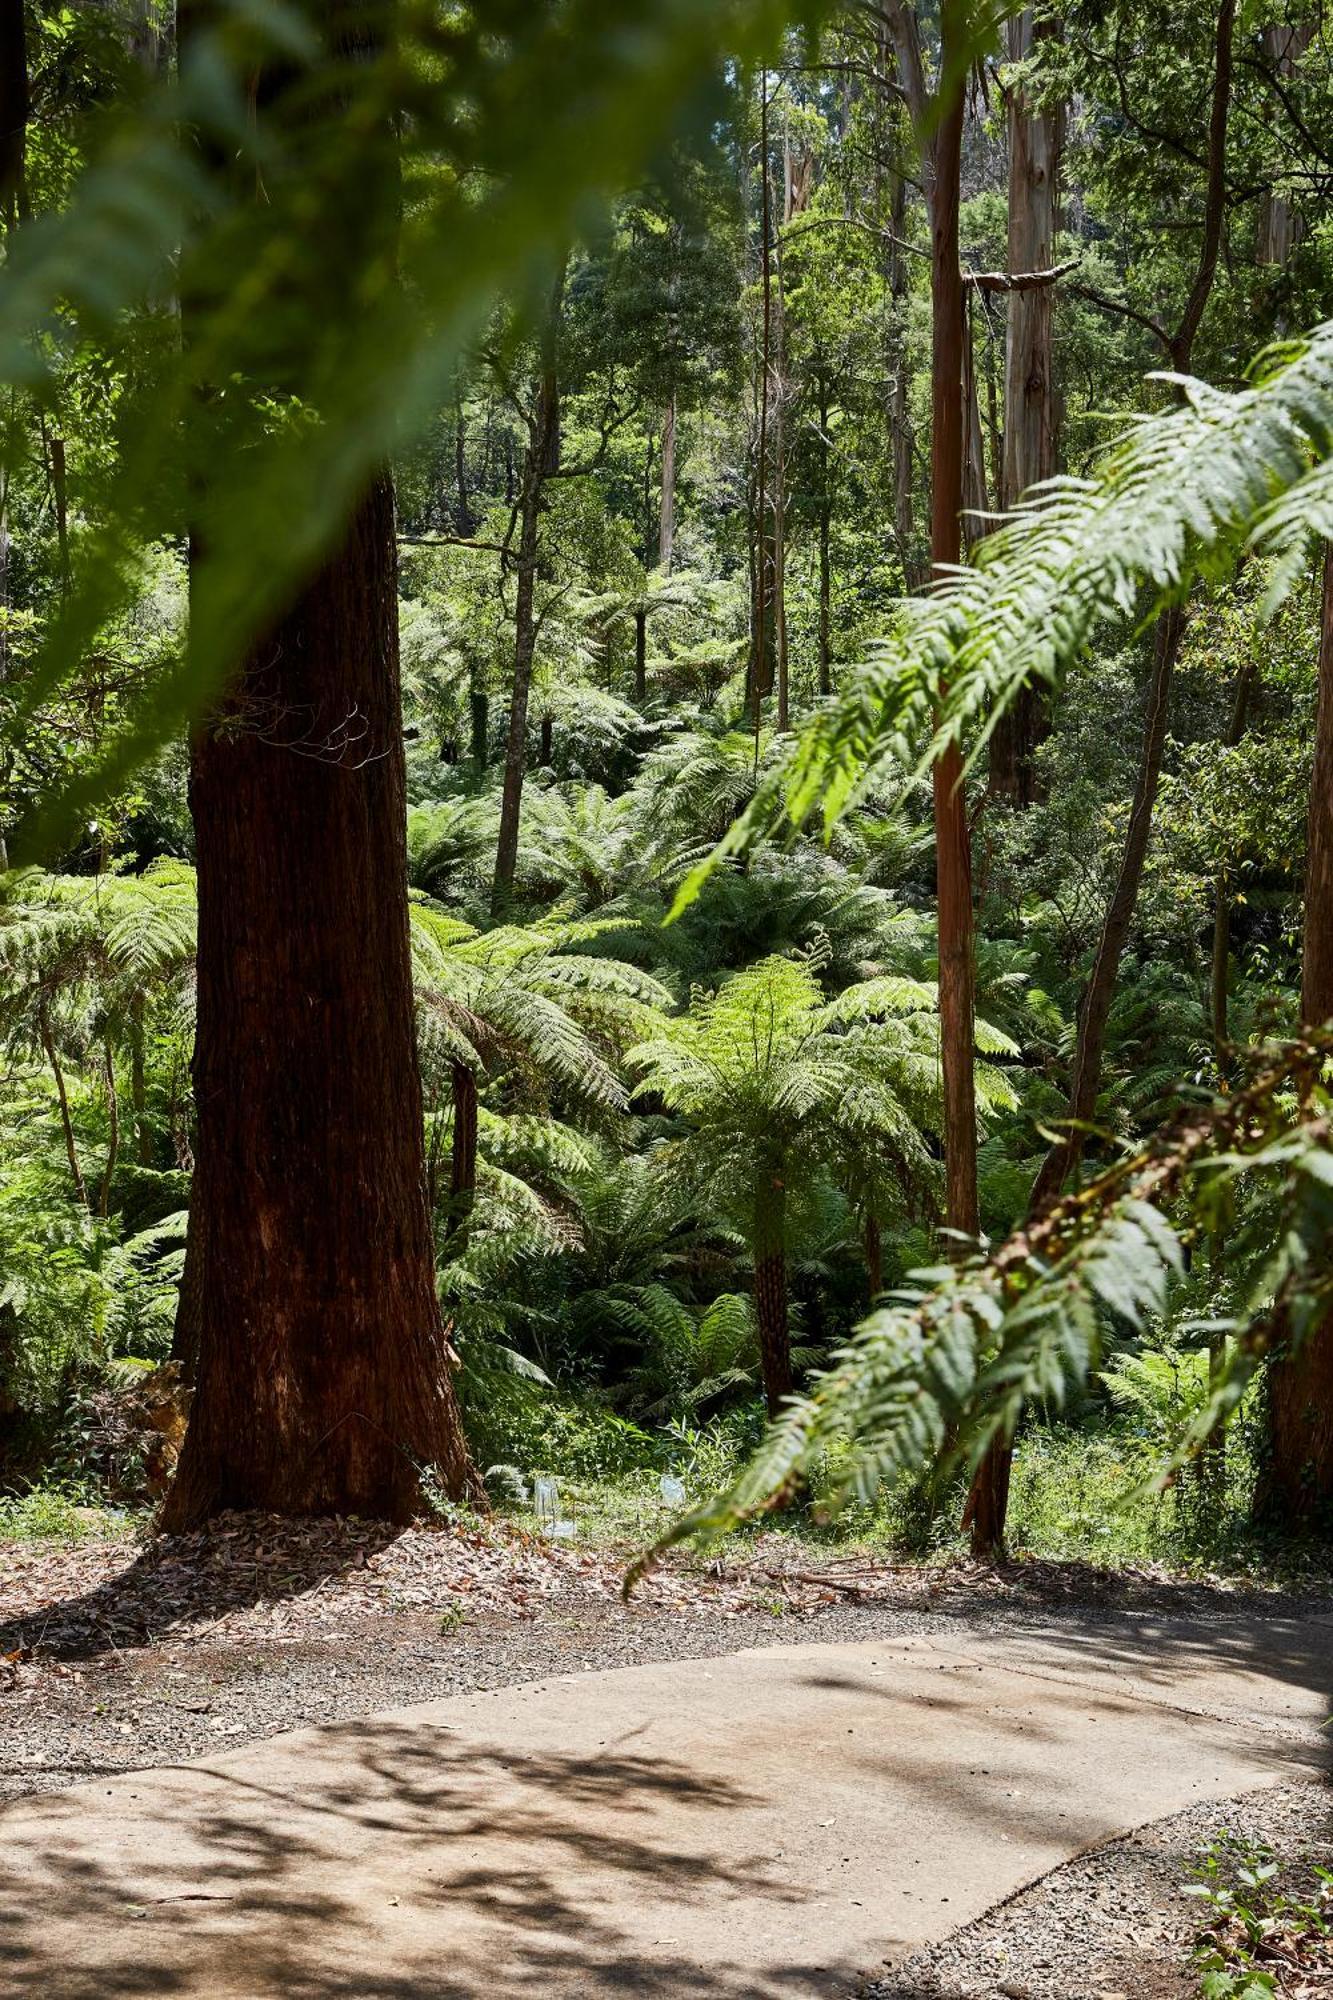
[0,1726,869,1998]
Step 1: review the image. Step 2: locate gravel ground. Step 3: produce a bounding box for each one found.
[866,1779,1333,2000]
[2,1513,1330,1999]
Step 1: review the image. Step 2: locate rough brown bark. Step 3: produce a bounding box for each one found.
[990,8,1061,806]
[1260,545,1333,1524]
[753,1174,792,1418]
[163,479,475,1528]
[922,0,978,1249]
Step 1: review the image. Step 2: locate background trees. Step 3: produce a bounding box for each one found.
[0,0,1331,1557]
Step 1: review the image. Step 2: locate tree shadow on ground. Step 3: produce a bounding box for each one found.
[0,1511,402,1659]
[0,1729,874,1998]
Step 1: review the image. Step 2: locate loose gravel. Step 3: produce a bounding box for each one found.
[3,1513,1329,1998]
[866,1779,1333,2000]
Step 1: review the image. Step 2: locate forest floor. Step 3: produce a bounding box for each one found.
[1,1513,1330,1996]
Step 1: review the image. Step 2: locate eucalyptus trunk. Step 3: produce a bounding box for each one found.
[990,8,1061,807]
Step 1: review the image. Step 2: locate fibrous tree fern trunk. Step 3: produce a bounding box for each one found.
[753,1170,792,1417]
[447,1058,479,1246]
[1258,544,1333,1525]
[164,0,474,1528]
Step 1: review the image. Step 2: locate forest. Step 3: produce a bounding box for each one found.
[2,3,1333,1994]
[3,0,1331,1566]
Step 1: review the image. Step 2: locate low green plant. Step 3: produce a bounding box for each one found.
[1186,1831,1333,1997]
[0,1486,136,1544]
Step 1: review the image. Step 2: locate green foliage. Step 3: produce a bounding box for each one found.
[677,323,1333,908]
[1188,1833,1333,1998]
[633,1037,1333,1573]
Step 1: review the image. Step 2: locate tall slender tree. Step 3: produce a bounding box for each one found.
[887,0,977,1248]
[1258,545,1333,1522]
[989,7,1062,806]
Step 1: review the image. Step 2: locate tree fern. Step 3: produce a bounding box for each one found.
[629,1032,1333,1577]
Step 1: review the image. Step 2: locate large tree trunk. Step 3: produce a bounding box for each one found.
[753,1172,792,1418]
[990,8,1061,807]
[1260,546,1333,1524]
[164,480,475,1527]
[922,3,977,1251]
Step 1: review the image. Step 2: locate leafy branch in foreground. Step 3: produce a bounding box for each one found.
[669,320,1333,913]
[626,1032,1333,1586]
[2,0,829,863]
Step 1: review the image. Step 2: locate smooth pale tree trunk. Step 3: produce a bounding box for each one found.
[1256,23,1311,267]
[990,8,1061,806]
[1259,547,1333,1524]
[634,606,647,702]
[658,392,676,573]
[753,1172,792,1418]
[492,264,563,916]
[164,480,476,1527]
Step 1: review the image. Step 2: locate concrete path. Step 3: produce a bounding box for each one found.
[1,1614,1328,1998]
